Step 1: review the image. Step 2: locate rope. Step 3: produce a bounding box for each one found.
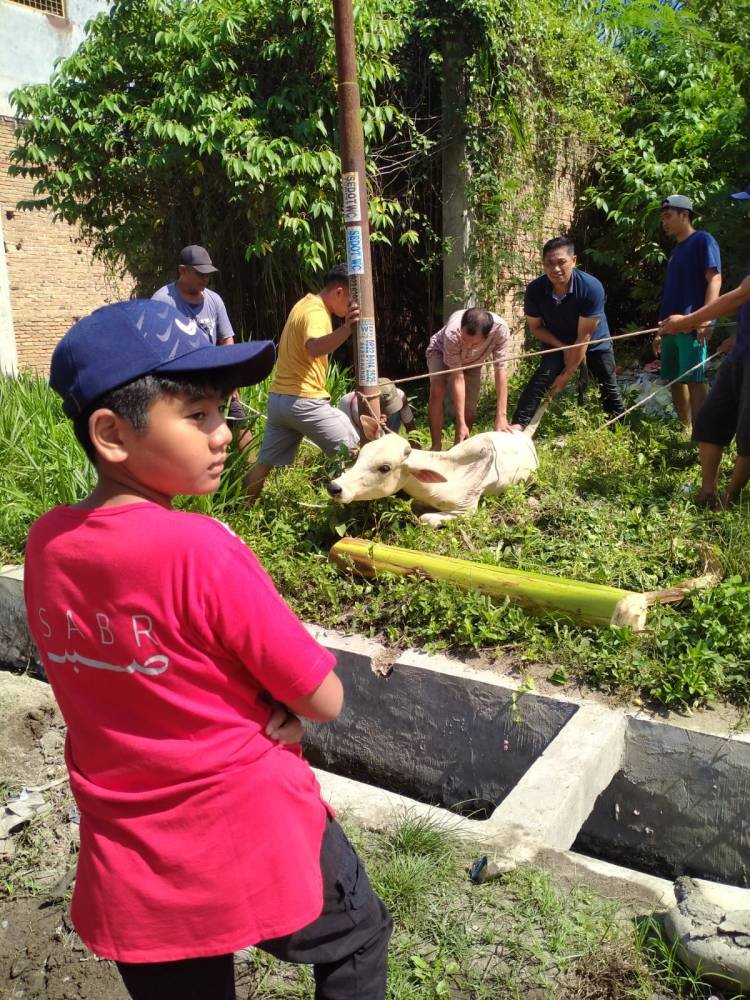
[235,322,736,447]
[378,326,660,390]
[376,321,736,391]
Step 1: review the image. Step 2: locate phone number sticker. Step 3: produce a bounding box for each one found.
[358,317,378,385]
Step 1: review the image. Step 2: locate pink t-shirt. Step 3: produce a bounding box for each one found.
[23,502,336,963]
[427,309,509,370]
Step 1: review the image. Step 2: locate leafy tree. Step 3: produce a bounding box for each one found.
[579,0,750,328]
[10,0,639,355]
[11,0,418,336]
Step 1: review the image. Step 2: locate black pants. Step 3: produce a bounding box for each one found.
[116,818,392,1000]
[693,359,750,457]
[511,345,624,427]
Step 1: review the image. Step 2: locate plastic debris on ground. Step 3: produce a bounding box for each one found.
[0,790,52,856]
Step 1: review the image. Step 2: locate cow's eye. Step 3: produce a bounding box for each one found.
[378,464,391,474]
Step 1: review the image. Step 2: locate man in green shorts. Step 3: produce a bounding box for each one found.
[653,195,722,431]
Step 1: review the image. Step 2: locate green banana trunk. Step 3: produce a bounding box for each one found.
[330,536,649,631]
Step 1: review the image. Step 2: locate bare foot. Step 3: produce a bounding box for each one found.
[694,489,720,511]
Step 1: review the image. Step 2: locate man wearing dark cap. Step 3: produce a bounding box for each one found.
[152,245,245,422]
[152,245,236,346]
[653,195,721,432]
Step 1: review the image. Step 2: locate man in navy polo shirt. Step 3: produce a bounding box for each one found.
[510,236,624,429]
[653,194,721,432]
[660,186,750,508]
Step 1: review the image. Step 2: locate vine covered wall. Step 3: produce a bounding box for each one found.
[17,0,729,369]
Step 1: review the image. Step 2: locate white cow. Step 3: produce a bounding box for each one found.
[327,408,544,526]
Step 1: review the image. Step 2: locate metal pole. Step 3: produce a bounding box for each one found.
[332,0,380,420]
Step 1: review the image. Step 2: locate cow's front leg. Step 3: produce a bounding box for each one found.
[418,510,462,526]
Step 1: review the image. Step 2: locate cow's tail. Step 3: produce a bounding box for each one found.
[523,400,548,438]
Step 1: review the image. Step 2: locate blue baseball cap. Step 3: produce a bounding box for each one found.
[50,299,276,418]
[731,187,750,201]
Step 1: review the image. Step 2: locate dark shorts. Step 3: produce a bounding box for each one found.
[692,359,750,457]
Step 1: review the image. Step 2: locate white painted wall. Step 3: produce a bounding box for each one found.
[0,213,18,374]
[0,0,109,116]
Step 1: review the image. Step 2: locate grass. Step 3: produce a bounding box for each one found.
[233,812,743,999]
[1,812,63,899]
[2,792,742,998]
[1,364,749,711]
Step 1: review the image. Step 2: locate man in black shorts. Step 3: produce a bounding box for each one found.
[660,186,750,507]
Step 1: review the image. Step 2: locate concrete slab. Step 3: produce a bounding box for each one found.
[491,703,626,850]
[3,565,749,892]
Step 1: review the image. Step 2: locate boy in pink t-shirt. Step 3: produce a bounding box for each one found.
[23,300,391,1000]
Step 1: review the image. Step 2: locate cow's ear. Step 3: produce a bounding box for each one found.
[360,415,383,441]
[408,468,448,484]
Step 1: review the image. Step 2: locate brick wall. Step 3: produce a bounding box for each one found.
[485,161,583,366]
[0,116,133,372]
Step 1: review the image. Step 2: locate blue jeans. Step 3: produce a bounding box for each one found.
[511,346,624,428]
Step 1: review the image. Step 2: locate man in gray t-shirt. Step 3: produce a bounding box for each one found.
[152,244,235,344]
[152,245,245,422]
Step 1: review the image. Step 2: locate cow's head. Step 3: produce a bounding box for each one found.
[327,416,445,503]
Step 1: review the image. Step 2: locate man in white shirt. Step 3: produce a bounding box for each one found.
[426,307,510,450]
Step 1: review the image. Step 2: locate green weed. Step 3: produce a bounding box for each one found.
[635,915,745,999]
[3,369,750,711]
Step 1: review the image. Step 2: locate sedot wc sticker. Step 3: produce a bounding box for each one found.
[357,317,378,385]
[346,226,365,275]
[342,172,361,223]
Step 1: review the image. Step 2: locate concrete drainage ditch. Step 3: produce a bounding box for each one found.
[303,629,750,890]
[2,564,750,988]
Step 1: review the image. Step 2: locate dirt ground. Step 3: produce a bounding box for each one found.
[0,671,128,1000]
[0,667,741,1000]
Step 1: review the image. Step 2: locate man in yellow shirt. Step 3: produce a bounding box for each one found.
[246,264,361,501]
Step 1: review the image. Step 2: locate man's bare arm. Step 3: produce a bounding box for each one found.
[286,671,344,722]
[451,370,469,442]
[493,366,510,431]
[696,268,723,341]
[660,275,750,333]
[526,314,565,349]
[305,302,359,358]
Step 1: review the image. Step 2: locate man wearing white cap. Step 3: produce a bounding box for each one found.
[654,195,722,431]
[660,185,750,507]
